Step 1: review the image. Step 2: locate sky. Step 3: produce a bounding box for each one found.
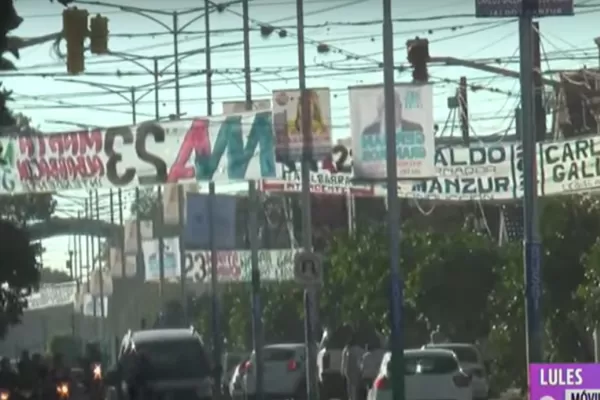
[4,0,600,273]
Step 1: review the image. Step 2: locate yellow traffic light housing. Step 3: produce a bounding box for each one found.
[90,14,109,55]
[62,7,88,74]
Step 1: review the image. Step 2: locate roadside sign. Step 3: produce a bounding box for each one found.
[294,251,323,286]
[474,0,574,18]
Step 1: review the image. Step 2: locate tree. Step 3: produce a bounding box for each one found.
[0,64,55,338]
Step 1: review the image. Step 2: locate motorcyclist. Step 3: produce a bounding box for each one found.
[0,357,18,392]
[82,343,102,392]
[47,353,71,400]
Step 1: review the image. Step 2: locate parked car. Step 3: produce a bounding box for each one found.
[368,348,473,400]
[242,343,306,400]
[423,342,490,400]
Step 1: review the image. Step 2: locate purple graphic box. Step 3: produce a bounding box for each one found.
[530,364,600,400]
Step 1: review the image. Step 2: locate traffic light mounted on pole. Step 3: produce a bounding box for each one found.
[63,7,88,74]
[406,38,429,82]
[90,14,109,54]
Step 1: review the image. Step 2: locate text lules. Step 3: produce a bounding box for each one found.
[539,368,583,386]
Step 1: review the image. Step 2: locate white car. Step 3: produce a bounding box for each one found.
[368,349,473,400]
[423,343,490,400]
[243,343,307,399]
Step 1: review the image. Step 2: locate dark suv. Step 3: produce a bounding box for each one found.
[107,328,214,400]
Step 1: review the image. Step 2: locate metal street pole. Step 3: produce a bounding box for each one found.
[204,0,212,116]
[172,11,181,116]
[85,199,91,295]
[177,185,188,323]
[130,88,137,125]
[204,5,219,394]
[157,186,166,303]
[77,211,84,317]
[208,182,222,400]
[108,189,115,338]
[118,189,125,277]
[243,0,264,398]
[383,0,404,399]
[89,192,97,323]
[95,190,105,344]
[135,188,143,280]
[296,0,318,399]
[519,11,542,368]
[154,58,160,120]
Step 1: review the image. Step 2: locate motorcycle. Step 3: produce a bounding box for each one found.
[0,389,9,400]
[88,364,104,400]
[55,382,69,399]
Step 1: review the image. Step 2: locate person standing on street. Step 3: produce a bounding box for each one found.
[341,333,362,400]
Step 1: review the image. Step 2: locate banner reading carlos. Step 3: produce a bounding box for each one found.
[349,83,436,180]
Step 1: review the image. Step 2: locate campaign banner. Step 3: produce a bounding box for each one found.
[123,220,153,255]
[530,363,599,400]
[141,237,182,281]
[184,192,237,249]
[539,136,600,196]
[349,84,436,180]
[26,282,77,310]
[162,182,199,225]
[401,143,518,200]
[272,88,332,163]
[184,249,299,283]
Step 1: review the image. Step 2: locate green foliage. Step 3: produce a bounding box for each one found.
[130,188,159,221]
[0,83,55,339]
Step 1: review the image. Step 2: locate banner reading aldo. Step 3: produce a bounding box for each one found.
[349,83,436,180]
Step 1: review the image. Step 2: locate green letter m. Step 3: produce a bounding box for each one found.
[195,111,276,180]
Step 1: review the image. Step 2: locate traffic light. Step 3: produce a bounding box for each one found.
[406,38,429,82]
[62,7,88,74]
[90,14,109,54]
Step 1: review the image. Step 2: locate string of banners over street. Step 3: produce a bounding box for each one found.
[0,84,596,201]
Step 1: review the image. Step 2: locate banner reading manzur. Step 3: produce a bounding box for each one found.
[349,84,436,180]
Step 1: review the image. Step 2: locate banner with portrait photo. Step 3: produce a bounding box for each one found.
[272,88,332,163]
[349,84,436,180]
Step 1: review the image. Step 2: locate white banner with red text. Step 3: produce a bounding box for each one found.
[140,238,299,282]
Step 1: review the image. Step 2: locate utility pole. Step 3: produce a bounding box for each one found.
[458,76,469,145]
[296,0,318,399]
[77,210,83,316]
[532,21,545,143]
[118,189,125,277]
[173,11,181,115]
[157,186,166,303]
[177,185,188,323]
[519,3,543,374]
[243,0,264,399]
[95,190,105,343]
[383,0,404,400]
[88,192,97,321]
[204,0,212,116]
[85,199,91,294]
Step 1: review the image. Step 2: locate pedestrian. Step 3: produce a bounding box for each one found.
[341,333,362,400]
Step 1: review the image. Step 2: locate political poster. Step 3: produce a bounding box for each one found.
[184,193,237,249]
[141,237,182,281]
[349,83,436,180]
[272,88,332,163]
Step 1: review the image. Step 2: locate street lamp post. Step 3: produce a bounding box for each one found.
[71,0,217,113]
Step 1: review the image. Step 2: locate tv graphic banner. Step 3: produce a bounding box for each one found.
[530,363,600,400]
[349,83,436,181]
[272,88,332,163]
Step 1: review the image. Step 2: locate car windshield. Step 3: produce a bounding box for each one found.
[389,354,458,375]
[136,338,211,380]
[435,346,479,363]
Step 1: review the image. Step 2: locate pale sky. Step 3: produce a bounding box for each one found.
[4,0,598,272]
